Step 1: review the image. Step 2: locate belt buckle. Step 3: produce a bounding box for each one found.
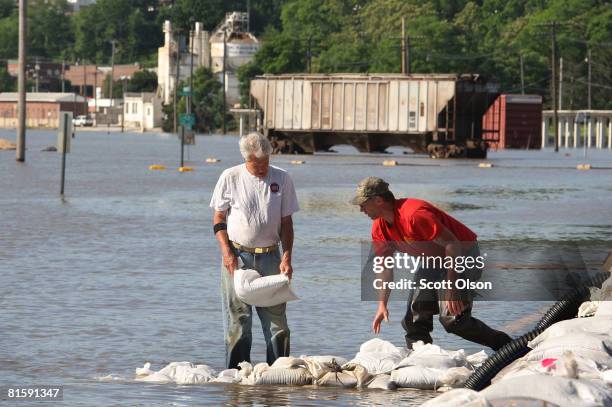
[254,247,264,254]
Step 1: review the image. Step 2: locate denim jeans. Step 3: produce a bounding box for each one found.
[220,248,290,369]
[401,243,512,351]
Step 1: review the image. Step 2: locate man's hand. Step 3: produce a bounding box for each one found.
[372,302,390,334]
[223,250,238,275]
[280,254,293,279]
[445,289,466,316]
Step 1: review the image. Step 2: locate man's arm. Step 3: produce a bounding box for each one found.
[373,265,393,334]
[279,215,293,279]
[214,210,237,274]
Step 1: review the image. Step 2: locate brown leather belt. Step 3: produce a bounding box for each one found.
[231,241,278,254]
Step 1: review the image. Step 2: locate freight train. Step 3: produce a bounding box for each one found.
[249,73,500,158]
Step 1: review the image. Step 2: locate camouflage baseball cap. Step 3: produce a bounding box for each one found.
[350,177,390,205]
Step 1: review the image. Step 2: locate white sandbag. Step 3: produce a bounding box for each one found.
[316,371,358,388]
[211,369,242,383]
[340,363,372,387]
[596,301,612,317]
[421,388,488,407]
[237,361,253,380]
[439,366,474,388]
[524,333,612,367]
[301,355,347,380]
[603,370,612,384]
[135,371,173,384]
[390,365,443,389]
[466,350,488,368]
[270,356,306,369]
[135,362,154,377]
[240,362,270,385]
[396,342,468,370]
[346,338,408,374]
[233,268,299,307]
[135,361,216,385]
[481,374,612,406]
[254,367,313,385]
[366,374,398,390]
[528,317,612,349]
[578,301,600,317]
[494,351,603,383]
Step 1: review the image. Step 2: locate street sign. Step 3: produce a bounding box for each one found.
[184,129,195,145]
[57,112,73,154]
[179,113,195,128]
[179,86,192,96]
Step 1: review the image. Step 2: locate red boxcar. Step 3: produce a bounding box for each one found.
[482,94,542,150]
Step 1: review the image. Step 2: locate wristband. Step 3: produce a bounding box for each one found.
[214,222,227,234]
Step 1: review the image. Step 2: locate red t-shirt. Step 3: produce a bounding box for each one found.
[371,198,477,256]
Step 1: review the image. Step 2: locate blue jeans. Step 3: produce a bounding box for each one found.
[220,248,290,369]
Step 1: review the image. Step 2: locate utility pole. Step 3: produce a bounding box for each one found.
[109,40,116,117]
[189,25,194,118]
[520,54,525,94]
[83,59,88,115]
[61,59,65,93]
[247,0,250,32]
[307,37,312,74]
[551,22,558,152]
[587,49,591,110]
[536,20,573,152]
[34,60,40,92]
[405,36,422,74]
[401,17,407,74]
[121,77,127,132]
[558,56,563,110]
[222,29,227,134]
[16,0,27,162]
[94,64,98,115]
[173,32,181,134]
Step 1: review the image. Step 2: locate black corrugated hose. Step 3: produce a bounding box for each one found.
[464,272,609,391]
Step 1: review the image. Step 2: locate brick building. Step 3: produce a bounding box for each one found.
[0,93,87,128]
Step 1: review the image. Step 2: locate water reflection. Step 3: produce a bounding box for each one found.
[1,131,611,406]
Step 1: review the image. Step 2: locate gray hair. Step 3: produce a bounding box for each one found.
[239,132,272,160]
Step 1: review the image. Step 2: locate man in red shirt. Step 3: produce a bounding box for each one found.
[352,177,512,351]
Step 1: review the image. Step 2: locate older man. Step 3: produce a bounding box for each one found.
[352,176,512,351]
[210,132,299,369]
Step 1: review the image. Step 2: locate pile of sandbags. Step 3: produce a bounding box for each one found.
[390,342,478,390]
[346,338,408,375]
[134,362,217,384]
[578,275,612,317]
[424,276,612,406]
[0,139,16,151]
[131,339,487,391]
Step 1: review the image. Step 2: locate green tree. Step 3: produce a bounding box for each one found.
[0,0,14,18]
[127,70,157,92]
[163,67,226,133]
[28,0,73,59]
[0,64,15,91]
[74,0,161,64]
[0,10,17,59]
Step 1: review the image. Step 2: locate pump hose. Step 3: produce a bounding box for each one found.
[464,272,609,391]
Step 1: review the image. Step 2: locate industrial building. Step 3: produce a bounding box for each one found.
[0,92,87,128]
[123,92,163,131]
[157,12,259,107]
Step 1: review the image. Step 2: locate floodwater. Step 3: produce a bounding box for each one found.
[1,129,611,406]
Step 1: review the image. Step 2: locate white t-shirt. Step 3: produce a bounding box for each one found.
[210,164,299,248]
